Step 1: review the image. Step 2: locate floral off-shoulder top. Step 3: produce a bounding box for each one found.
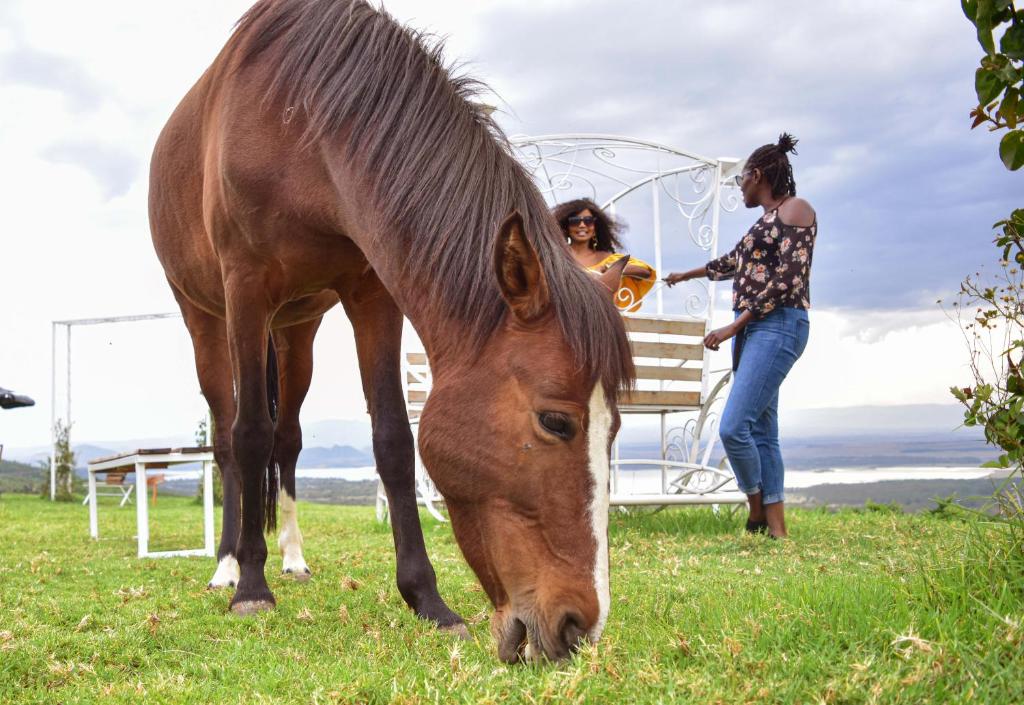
[705,206,816,318]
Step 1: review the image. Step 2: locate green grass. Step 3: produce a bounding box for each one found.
[0,494,1021,704]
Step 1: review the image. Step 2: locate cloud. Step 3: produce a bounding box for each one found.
[40,139,140,199]
[0,0,1014,449]
[0,42,104,112]
[472,0,1021,310]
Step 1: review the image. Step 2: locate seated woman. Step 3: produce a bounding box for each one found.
[554,198,656,311]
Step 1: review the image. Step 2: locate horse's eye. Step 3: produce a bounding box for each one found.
[538,412,575,440]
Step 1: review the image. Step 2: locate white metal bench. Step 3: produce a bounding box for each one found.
[612,313,743,506]
[374,134,749,521]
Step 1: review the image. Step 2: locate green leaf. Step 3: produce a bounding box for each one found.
[963,0,978,22]
[999,129,1024,170]
[1000,89,1020,128]
[997,61,1021,85]
[1002,16,1024,59]
[975,0,998,54]
[976,67,1006,104]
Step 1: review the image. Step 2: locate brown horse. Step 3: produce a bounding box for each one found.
[149,0,633,662]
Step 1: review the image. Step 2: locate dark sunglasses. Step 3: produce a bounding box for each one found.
[567,216,596,226]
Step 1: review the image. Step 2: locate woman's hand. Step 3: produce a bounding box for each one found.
[703,324,737,351]
[664,267,706,287]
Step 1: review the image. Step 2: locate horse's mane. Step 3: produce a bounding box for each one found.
[234,0,632,392]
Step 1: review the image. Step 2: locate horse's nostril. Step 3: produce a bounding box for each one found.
[498,617,528,664]
[559,612,589,655]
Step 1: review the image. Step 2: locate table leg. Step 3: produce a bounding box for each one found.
[203,460,215,556]
[88,470,98,539]
[135,462,149,558]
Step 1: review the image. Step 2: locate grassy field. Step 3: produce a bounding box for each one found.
[0,493,1021,704]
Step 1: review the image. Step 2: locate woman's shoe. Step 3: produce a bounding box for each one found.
[745,519,768,535]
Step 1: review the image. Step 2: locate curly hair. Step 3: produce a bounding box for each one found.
[551,198,625,252]
[745,133,799,199]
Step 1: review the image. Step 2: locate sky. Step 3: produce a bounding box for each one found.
[0,0,1020,448]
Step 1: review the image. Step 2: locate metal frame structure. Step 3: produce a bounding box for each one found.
[514,135,746,507]
[379,135,747,521]
[49,312,182,500]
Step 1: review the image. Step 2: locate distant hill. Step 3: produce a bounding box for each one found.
[0,458,44,494]
[779,403,975,437]
[296,444,373,468]
[1,404,993,475]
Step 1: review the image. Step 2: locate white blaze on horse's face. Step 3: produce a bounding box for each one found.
[586,383,612,642]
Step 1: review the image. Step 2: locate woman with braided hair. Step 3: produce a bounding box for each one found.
[664,134,816,539]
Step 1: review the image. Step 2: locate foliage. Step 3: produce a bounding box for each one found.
[860,499,903,515]
[928,493,972,520]
[951,2,1024,473]
[941,13,1024,678]
[0,458,45,495]
[193,414,223,507]
[0,495,1022,703]
[48,419,75,502]
[949,249,1024,469]
[964,0,1024,169]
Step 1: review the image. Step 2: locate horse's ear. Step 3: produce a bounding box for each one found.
[494,211,550,323]
[597,255,630,301]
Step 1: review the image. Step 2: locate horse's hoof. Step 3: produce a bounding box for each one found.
[440,622,471,640]
[283,568,312,583]
[231,599,275,616]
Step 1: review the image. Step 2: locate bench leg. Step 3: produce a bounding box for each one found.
[135,462,149,558]
[120,484,134,508]
[88,471,98,539]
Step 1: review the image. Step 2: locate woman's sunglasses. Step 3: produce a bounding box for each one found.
[567,216,597,226]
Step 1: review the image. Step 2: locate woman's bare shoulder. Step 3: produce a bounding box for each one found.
[778,197,816,228]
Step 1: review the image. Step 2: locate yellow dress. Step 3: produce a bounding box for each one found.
[587,253,657,312]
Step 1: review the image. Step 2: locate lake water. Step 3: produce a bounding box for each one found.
[162,464,998,490]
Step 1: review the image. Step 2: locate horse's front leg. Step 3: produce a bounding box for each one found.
[273,317,323,580]
[342,283,466,635]
[224,277,277,614]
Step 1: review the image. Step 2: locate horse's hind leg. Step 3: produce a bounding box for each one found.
[170,286,241,589]
[342,279,466,635]
[273,317,322,581]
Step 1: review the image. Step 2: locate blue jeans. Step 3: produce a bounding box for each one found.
[720,307,809,505]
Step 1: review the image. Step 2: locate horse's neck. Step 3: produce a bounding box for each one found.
[346,226,467,366]
[324,151,500,368]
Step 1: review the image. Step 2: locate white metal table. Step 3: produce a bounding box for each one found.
[87,447,215,558]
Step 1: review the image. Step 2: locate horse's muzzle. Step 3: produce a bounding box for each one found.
[495,608,591,663]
